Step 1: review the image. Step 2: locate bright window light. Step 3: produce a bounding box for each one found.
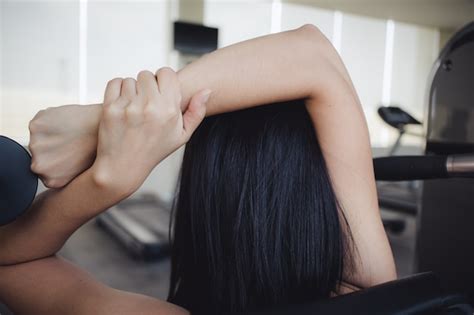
[270,0,282,34]
[79,0,88,104]
[332,11,343,53]
[382,19,394,105]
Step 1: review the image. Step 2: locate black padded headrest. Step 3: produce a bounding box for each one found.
[0,135,38,225]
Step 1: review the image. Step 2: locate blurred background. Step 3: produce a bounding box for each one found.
[1,0,474,311]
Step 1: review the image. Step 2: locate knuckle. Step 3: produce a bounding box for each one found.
[103,105,124,121]
[138,70,154,79]
[125,105,142,119]
[28,119,38,133]
[29,111,45,132]
[164,105,178,119]
[144,105,159,119]
[156,67,175,78]
[30,160,39,173]
[110,77,122,84]
[31,160,44,174]
[124,77,136,84]
[44,178,57,188]
[106,77,123,89]
[28,141,37,153]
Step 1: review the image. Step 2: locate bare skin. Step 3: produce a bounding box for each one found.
[0,25,396,315]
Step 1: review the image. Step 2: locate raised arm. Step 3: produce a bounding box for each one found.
[177,24,358,115]
[24,25,395,288]
[178,24,396,287]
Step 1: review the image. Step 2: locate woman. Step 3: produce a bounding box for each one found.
[0,25,396,314]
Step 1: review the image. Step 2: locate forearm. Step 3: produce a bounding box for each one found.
[178,24,352,114]
[0,168,124,266]
[80,25,350,126]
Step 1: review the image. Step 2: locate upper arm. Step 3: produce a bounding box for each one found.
[302,28,397,287]
[0,256,188,315]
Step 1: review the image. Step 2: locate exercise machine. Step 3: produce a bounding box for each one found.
[96,193,171,260]
[378,106,422,156]
[415,21,474,304]
[377,106,422,217]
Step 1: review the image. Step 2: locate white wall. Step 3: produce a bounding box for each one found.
[0,0,179,201]
[1,1,80,143]
[0,2,3,134]
[204,0,272,48]
[202,2,440,147]
[338,13,387,146]
[391,22,439,122]
[389,22,440,147]
[86,1,171,103]
[280,3,334,40]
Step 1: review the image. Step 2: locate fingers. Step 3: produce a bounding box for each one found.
[155,67,181,106]
[104,78,123,105]
[137,70,159,103]
[182,89,211,140]
[121,78,137,101]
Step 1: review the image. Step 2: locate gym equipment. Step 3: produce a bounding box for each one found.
[374,154,474,181]
[376,106,423,215]
[96,193,171,260]
[415,21,474,304]
[0,136,38,226]
[377,106,422,156]
[376,106,423,234]
[228,273,472,314]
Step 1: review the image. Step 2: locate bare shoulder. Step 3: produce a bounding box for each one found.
[59,256,191,315]
[94,289,190,315]
[0,256,189,315]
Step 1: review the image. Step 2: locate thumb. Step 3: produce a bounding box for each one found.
[182,89,211,140]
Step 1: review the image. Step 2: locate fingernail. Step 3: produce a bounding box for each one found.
[201,89,212,104]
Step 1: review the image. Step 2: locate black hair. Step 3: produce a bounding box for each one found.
[168,100,352,314]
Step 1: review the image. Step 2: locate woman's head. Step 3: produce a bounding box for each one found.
[168,100,351,314]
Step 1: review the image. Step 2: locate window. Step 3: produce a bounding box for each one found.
[201,1,440,147]
[0,0,170,143]
[204,0,272,48]
[1,1,80,143]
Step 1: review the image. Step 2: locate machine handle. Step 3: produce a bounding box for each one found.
[374,154,474,181]
[446,154,474,177]
[374,155,448,181]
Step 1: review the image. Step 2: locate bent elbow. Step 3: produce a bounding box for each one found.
[294,24,335,57]
[296,24,326,42]
[298,23,321,35]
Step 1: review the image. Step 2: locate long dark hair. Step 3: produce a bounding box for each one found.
[168,100,352,314]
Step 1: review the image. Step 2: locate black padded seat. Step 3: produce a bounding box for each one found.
[226,273,472,315]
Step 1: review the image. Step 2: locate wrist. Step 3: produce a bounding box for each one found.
[84,103,102,136]
[90,162,138,200]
